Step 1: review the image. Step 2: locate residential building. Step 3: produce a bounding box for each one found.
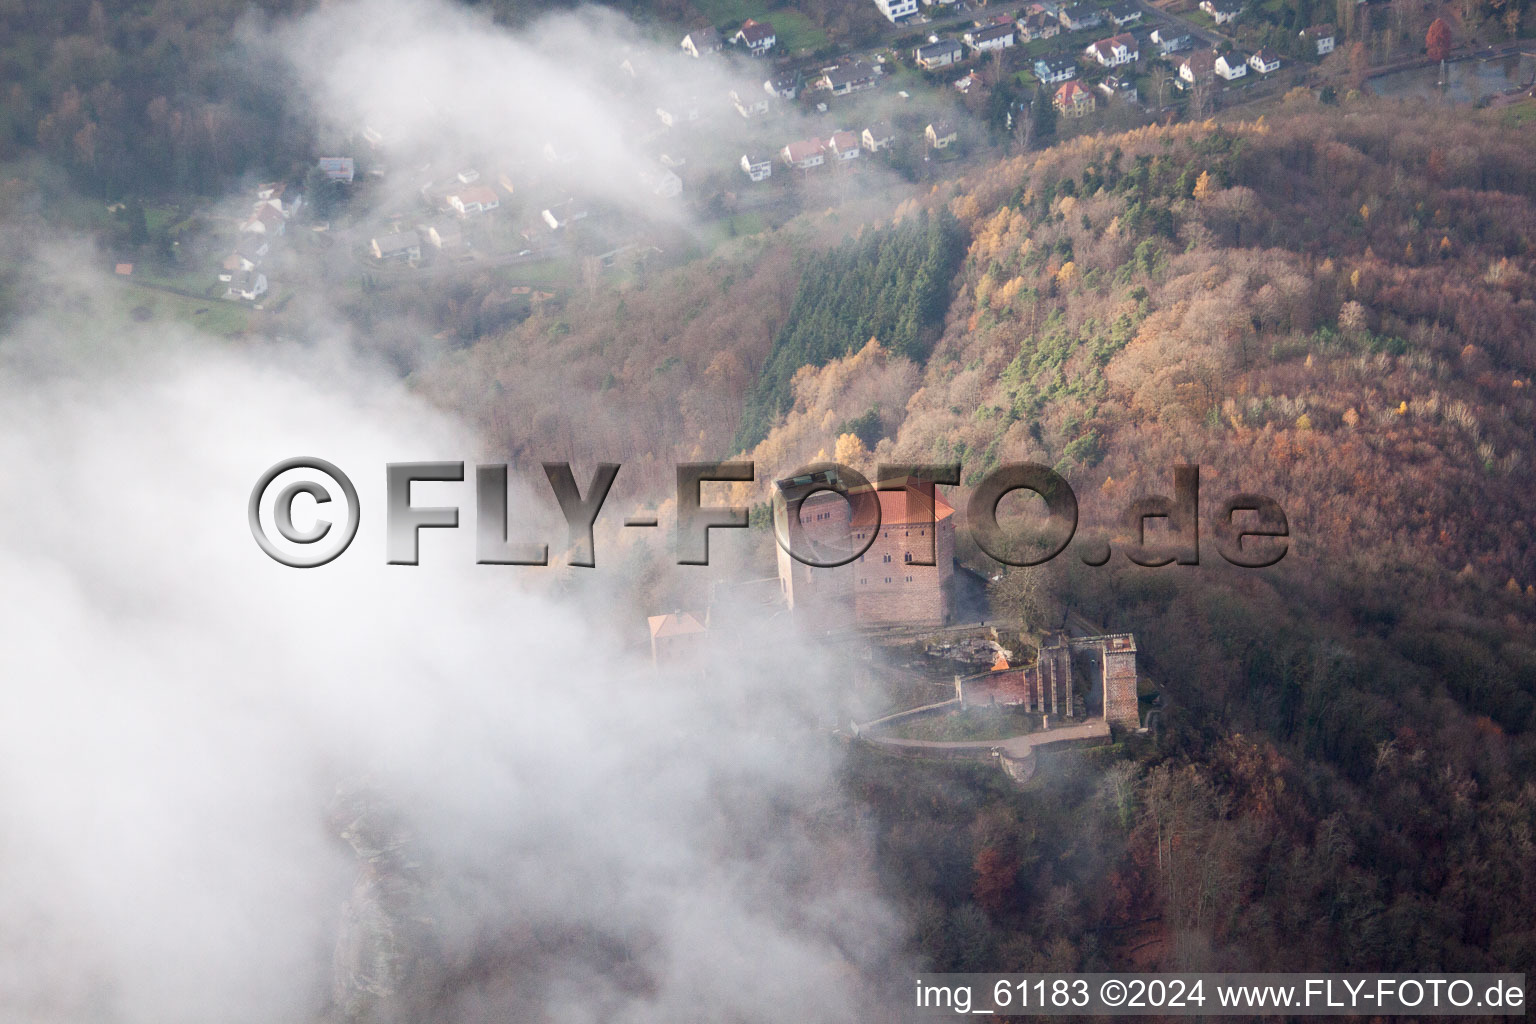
[371,231,421,262]
[764,71,801,99]
[240,204,285,235]
[1087,32,1138,66]
[680,27,722,57]
[827,129,862,162]
[820,62,881,95]
[733,19,776,55]
[656,98,704,128]
[781,138,826,169]
[1248,47,1281,73]
[421,221,462,249]
[1301,24,1336,55]
[1018,11,1061,40]
[1199,0,1241,23]
[873,0,919,22]
[741,153,773,181]
[730,87,771,117]
[964,22,1017,52]
[1034,55,1078,83]
[541,200,589,230]
[1150,27,1192,54]
[647,612,708,669]
[925,120,958,148]
[1098,73,1138,101]
[914,38,964,68]
[1215,49,1248,79]
[1058,4,1103,30]
[1107,3,1142,25]
[1178,48,1216,84]
[223,269,268,302]
[862,121,896,151]
[1054,78,1096,115]
[448,185,500,217]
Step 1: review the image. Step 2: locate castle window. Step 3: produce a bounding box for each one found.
[905,576,913,582]
[884,577,891,583]
[904,552,912,563]
[860,578,867,585]
[882,553,891,562]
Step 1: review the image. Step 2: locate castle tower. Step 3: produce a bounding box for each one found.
[1101,634,1140,730]
[774,468,855,627]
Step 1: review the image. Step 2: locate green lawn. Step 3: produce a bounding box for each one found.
[688,0,828,51]
[1490,97,1536,127]
[701,211,768,250]
[888,706,1041,742]
[111,279,253,337]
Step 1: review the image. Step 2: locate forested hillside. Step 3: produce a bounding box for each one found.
[425,94,1536,972]
[733,210,963,451]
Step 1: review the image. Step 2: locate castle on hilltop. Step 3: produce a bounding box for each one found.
[773,468,956,629]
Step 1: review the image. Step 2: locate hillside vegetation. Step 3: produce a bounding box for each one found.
[425,95,1536,972]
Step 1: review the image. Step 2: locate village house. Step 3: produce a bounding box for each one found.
[541,200,589,231]
[371,230,421,262]
[1098,73,1138,102]
[448,185,500,217]
[764,71,800,99]
[223,269,267,302]
[1057,4,1103,31]
[781,138,826,169]
[925,120,958,149]
[1150,27,1192,54]
[820,61,881,95]
[740,153,773,181]
[217,236,268,282]
[862,120,896,151]
[1034,55,1078,83]
[656,97,704,128]
[1106,2,1141,25]
[730,86,772,117]
[1301,24,1336,55]
[964,22,1017,52]
[680,26,722,57]
[1018,11,1061,40]
[827,129,862,163]
[420,220,462,250]
[914,38,963,69]
[872,0,919,23]
[647,612,708,669]
[1248,46,1281,73]
[1178,48,1217,85]
[240,203,285,235]
[1086,32,1138,67]
[732,19,776,55]
[1215,49,1248,79]
[1054,78,1096,116]
[1199,0,1241,23]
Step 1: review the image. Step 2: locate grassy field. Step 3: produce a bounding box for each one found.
[887,706,1041,742]
[1488,96,1536,126]
[112,278,254,337]
[688,0,828,52]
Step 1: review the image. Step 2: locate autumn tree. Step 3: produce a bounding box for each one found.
[1426,17,1453,61]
